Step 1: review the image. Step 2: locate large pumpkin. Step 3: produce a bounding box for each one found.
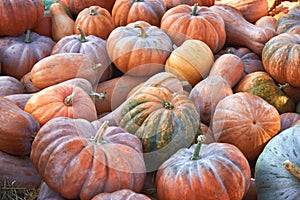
[160,4,226,53]
[255,123,300,199]
[211,92,281,161]
[262,33,300,87]
[119,86,200,171]
[30,117,146,200]
[156,136,251,200]
[0,0,44,36]
[163,0,215,10]
[106,21,173,76]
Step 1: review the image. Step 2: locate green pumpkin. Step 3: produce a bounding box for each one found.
[255,123,300,200]
[234,71,295,114]
[119,86,200,171]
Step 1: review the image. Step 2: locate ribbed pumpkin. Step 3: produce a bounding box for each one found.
[119,86,200,171]
[0,0,44,36]
[92,189,151,200]
[276,5,300,34]
[31,117,146,200]
[4,93,34,110]
[0,76,25,96]
[211,92,281,161]
[163,0,215,10]
[0,30,55,79]
[74,6,115,40]
[255,123,300,200]
[106,21,173,76]
[234,71,295,114]
[262,33,300,87]
[156,136,251,200]
[112,0,166,27]
[160,4,226,53]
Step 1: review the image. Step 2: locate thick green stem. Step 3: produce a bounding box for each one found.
[190,135,206,160]
[24,30,31,43]
[91,121,109,143]
[134,24,147,38]
[191,3,199,16]
[77,25,87,42]
[283,160,300,181]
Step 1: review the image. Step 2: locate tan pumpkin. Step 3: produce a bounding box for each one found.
[165,39,214,86]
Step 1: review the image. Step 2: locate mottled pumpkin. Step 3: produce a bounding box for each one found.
[276,5,300,34]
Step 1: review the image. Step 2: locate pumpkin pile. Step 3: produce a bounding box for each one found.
[0,0,300,199]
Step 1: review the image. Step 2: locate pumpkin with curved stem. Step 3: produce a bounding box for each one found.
[31,117,146,200]
[106,21,172,76]
[156,135,251,200]
[163,0,215,9]
[160,4,226,53]
[276,5,300,34]
[262,33,300,87]
[212,92,281,161]
[112,0,166,27]
[255,123,300,199]
[0,0,44,36]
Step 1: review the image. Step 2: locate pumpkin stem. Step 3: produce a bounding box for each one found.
[134,24,147,38]
[163,102,174,110]
[226,49,234,54]
[191,3,199,16]
[77,25,87,42]
[190,135,206,160]
[89,7,97,16]
[134,0,145,2]
[283,160,300,181]
[64,87,77,106]
[89,91,106,100]
[278,83,290,90]
[24,30,31,43]
[93,63,102,70]
[91,121,109,143]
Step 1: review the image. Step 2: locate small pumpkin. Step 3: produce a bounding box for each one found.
[255,123,300,199]
[30,117,146,200]
[92,189,151,200]
[160,4,226,53]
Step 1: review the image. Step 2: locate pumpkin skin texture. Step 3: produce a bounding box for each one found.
[160,4,226,53]
[165,39,214,86]
[262,33,300,87]
[0,0,44,36]
[20,72,41,93]
[92,189,151,200]
[255,123,300,200]
[163,0,215,10]
[234,71,295,114]
[119,86,200,171]
[212,92,281,161]
[0,30,55,80]
[0,76,25,96]
[4,93,34,110]
[0,151,41,189]
[37,182,65,200]
[276,5,300,34]
[156,141,251,200]
[112,0,166,27]
[106,21,172,76]
[74,6,115,40]
[24,84,97,126]
[0,97,40,156]
[30,117,146,200]
[280,112,300,132]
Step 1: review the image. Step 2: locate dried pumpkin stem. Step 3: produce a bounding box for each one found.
[163,102,174,110]
[64,87,77,106]
[91,121,109,143]
[24,30,31,43]
[77,25,87,42]
[190,135,206,160]
[134,24,147,38]
[278,83,290,90]
[93,63,102,70]
[191,3,199,16]
[89,8,97,16]
[283,160,300,181]
[89,91,106,100]
[226,49,234,54]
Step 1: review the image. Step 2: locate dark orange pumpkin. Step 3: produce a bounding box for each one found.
[160,4,226,53]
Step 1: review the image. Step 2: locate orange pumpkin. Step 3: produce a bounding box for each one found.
[163,0,215,10]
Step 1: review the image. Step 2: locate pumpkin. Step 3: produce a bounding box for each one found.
[208,53,244,87]
[282,84,300,104]
[4,93,34,110]
[234,71,295,114]
[163,0,215,10]
[51,26,113,82]
[30,117,146,200]
[119,86,200,171]
[74,6,115,40]
[92,189,151,200]
[0,97,40,155]
[262,33,300,87]
[160,4,226,53]
[156,136,251,200]
[0,76,25,96]
[211,92,281,161]
[276,5,300,34]
[112,0,166,27]
[24,84,97,126]
[165,39,214,86]
[0,30,55,79]
[0,151,41,189]
[210,4,277,55]
[0,0,44,36]
[38,182,65,200]
[189,75,233,125]
[30,53,102,89]
[280,112,300,132]
[106,21,172,76]
[255,15,277,31]
[215,0,269,23]
[255,123,300,199]
[20,72,41,93]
